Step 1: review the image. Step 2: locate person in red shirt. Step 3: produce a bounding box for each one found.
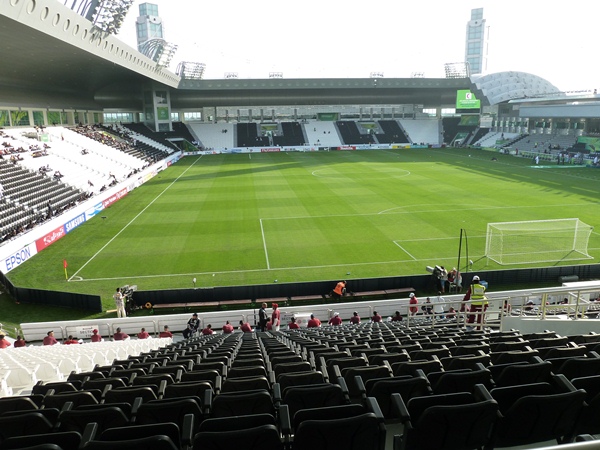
[239,320,252,332]
[328,312,342,325]
[349,311,360,324]
[159,325,173,338]
[137,328,150,339]
[266,319,272,331]
[409,293,418,316]
[64,335,80,345]
[307,314,321,328]
[113,327,129,341]
[288,317,300,329]
[222,321,234,334]
[43,331,59,346]
[13,335,26,348]
[371,311,382,322]
[0,335,11,349]
[202,324,214,335]
[90,329,102,342]
[271,303,281,332]
[391,311,403,322]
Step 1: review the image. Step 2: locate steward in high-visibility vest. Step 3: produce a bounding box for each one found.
[462,275,488,328]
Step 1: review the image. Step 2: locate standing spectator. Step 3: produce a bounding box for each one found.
[461,275,488,330]
[434,292,445,319]
[271,303,281,332]
[349,311,360,324]
[202,324,214,335]
[288,317,300,330]
[409,293,418,316]
[13,335,26,348]
[332,281,346,299]
[113,327,129,341]
[371,311,382,322]
[328,312,342,325]
[422,298,433,315]
[90,329,102,342]
[307,314,321,328]
[113,287,126,318]
[258,302,268,332]
[64,335,80,345]
[0,334,11,349]
[183,313,200,339]
[137,328,150,339]
[391,311,403,322]
[222,321,234,334]
[439,266,448,293]
[43,330,58,346]
[159,325,173,338]
[239,320,252,332]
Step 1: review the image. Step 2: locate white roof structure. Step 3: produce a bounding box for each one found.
[471,71,561,105]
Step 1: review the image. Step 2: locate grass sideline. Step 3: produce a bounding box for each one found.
[4,147,600,332]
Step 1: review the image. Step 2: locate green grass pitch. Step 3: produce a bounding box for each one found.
[7,147,600,310]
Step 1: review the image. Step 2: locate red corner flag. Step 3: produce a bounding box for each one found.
[63,259,68,280]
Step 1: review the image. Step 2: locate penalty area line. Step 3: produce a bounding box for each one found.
[393,241,417,260]
[68,155,204,282]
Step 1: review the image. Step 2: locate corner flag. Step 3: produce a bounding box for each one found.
[63,259,68,280]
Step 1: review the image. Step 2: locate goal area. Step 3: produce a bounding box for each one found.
[485,218,594,265]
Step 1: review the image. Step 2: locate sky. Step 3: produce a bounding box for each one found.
[116,0,599,92]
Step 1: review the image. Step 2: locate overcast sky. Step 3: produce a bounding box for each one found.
[117,0,599,92]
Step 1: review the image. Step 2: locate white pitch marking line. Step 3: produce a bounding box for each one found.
[69,155,204,282]
[260,218,271,270]
[393,241,417,260]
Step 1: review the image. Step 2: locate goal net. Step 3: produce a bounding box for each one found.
[485,218,594,265]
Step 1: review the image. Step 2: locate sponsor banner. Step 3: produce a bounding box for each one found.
[260,148,281,153]
[337,146,356,151]
[64,213,86,234]
[390,144,411,149]
[85,202,104,220]
[36,225,66,252]
[4,242,37,272]
[66,325,98,339]
[102,188,128,209]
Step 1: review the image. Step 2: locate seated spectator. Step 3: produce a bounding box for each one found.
[0,334,10,349]
[422,297,433,315]
[222,321,234,334]
[447,307,457,319]
[328,312,342,326]
[288,317,300,330]
[137,328,150,339]
[391,311,403,322]
[307,314,321,328]
[13,335,26,348]
[113,327,129,341]
[349,311,360,324]
[43,330,59,346]
[90,329,102,342]
[202,324,214,335]
[159,325,173,338]
[371,311,382,323]
[64,335,80,345]
[239,320,252,333]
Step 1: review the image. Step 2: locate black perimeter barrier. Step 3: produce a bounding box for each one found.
[132,263,600,309]
[1,264,598,314]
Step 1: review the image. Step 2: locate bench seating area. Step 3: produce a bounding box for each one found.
[151,299,253,312]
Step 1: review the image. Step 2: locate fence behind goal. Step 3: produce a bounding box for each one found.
[485,218,594,265]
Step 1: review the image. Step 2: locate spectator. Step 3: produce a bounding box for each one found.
[13,335,26,348]
[307,314,321,328]
[113,327,129,341]
[434,292,445,318]
[90,329,102,342]
[265,319,273,331]
[371,311,382,323]
[43,330,59,346]
[409,293,418,316]
[202,324,214,335]
[137,328,150,339]
[113,287,126,318]
[222,321,234,334]
[422,297,433,315]
[258,302,268,332]
[332,280,346,299]
[0,334,11,349]
[349,311,360,324]
[288,317,300,330]
[271,303,281,332]
[328,312,342,325]
[183,313,200,339]
[391,311,403,322]
[239,320,252,332]
[64,335,80,345]
[159,325,173,338]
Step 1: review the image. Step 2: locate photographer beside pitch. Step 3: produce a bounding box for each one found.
[461,275,488,330]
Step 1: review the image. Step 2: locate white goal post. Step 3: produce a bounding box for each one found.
[485,218,594,265]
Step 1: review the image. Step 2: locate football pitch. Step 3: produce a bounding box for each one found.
[8,148,600,306]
